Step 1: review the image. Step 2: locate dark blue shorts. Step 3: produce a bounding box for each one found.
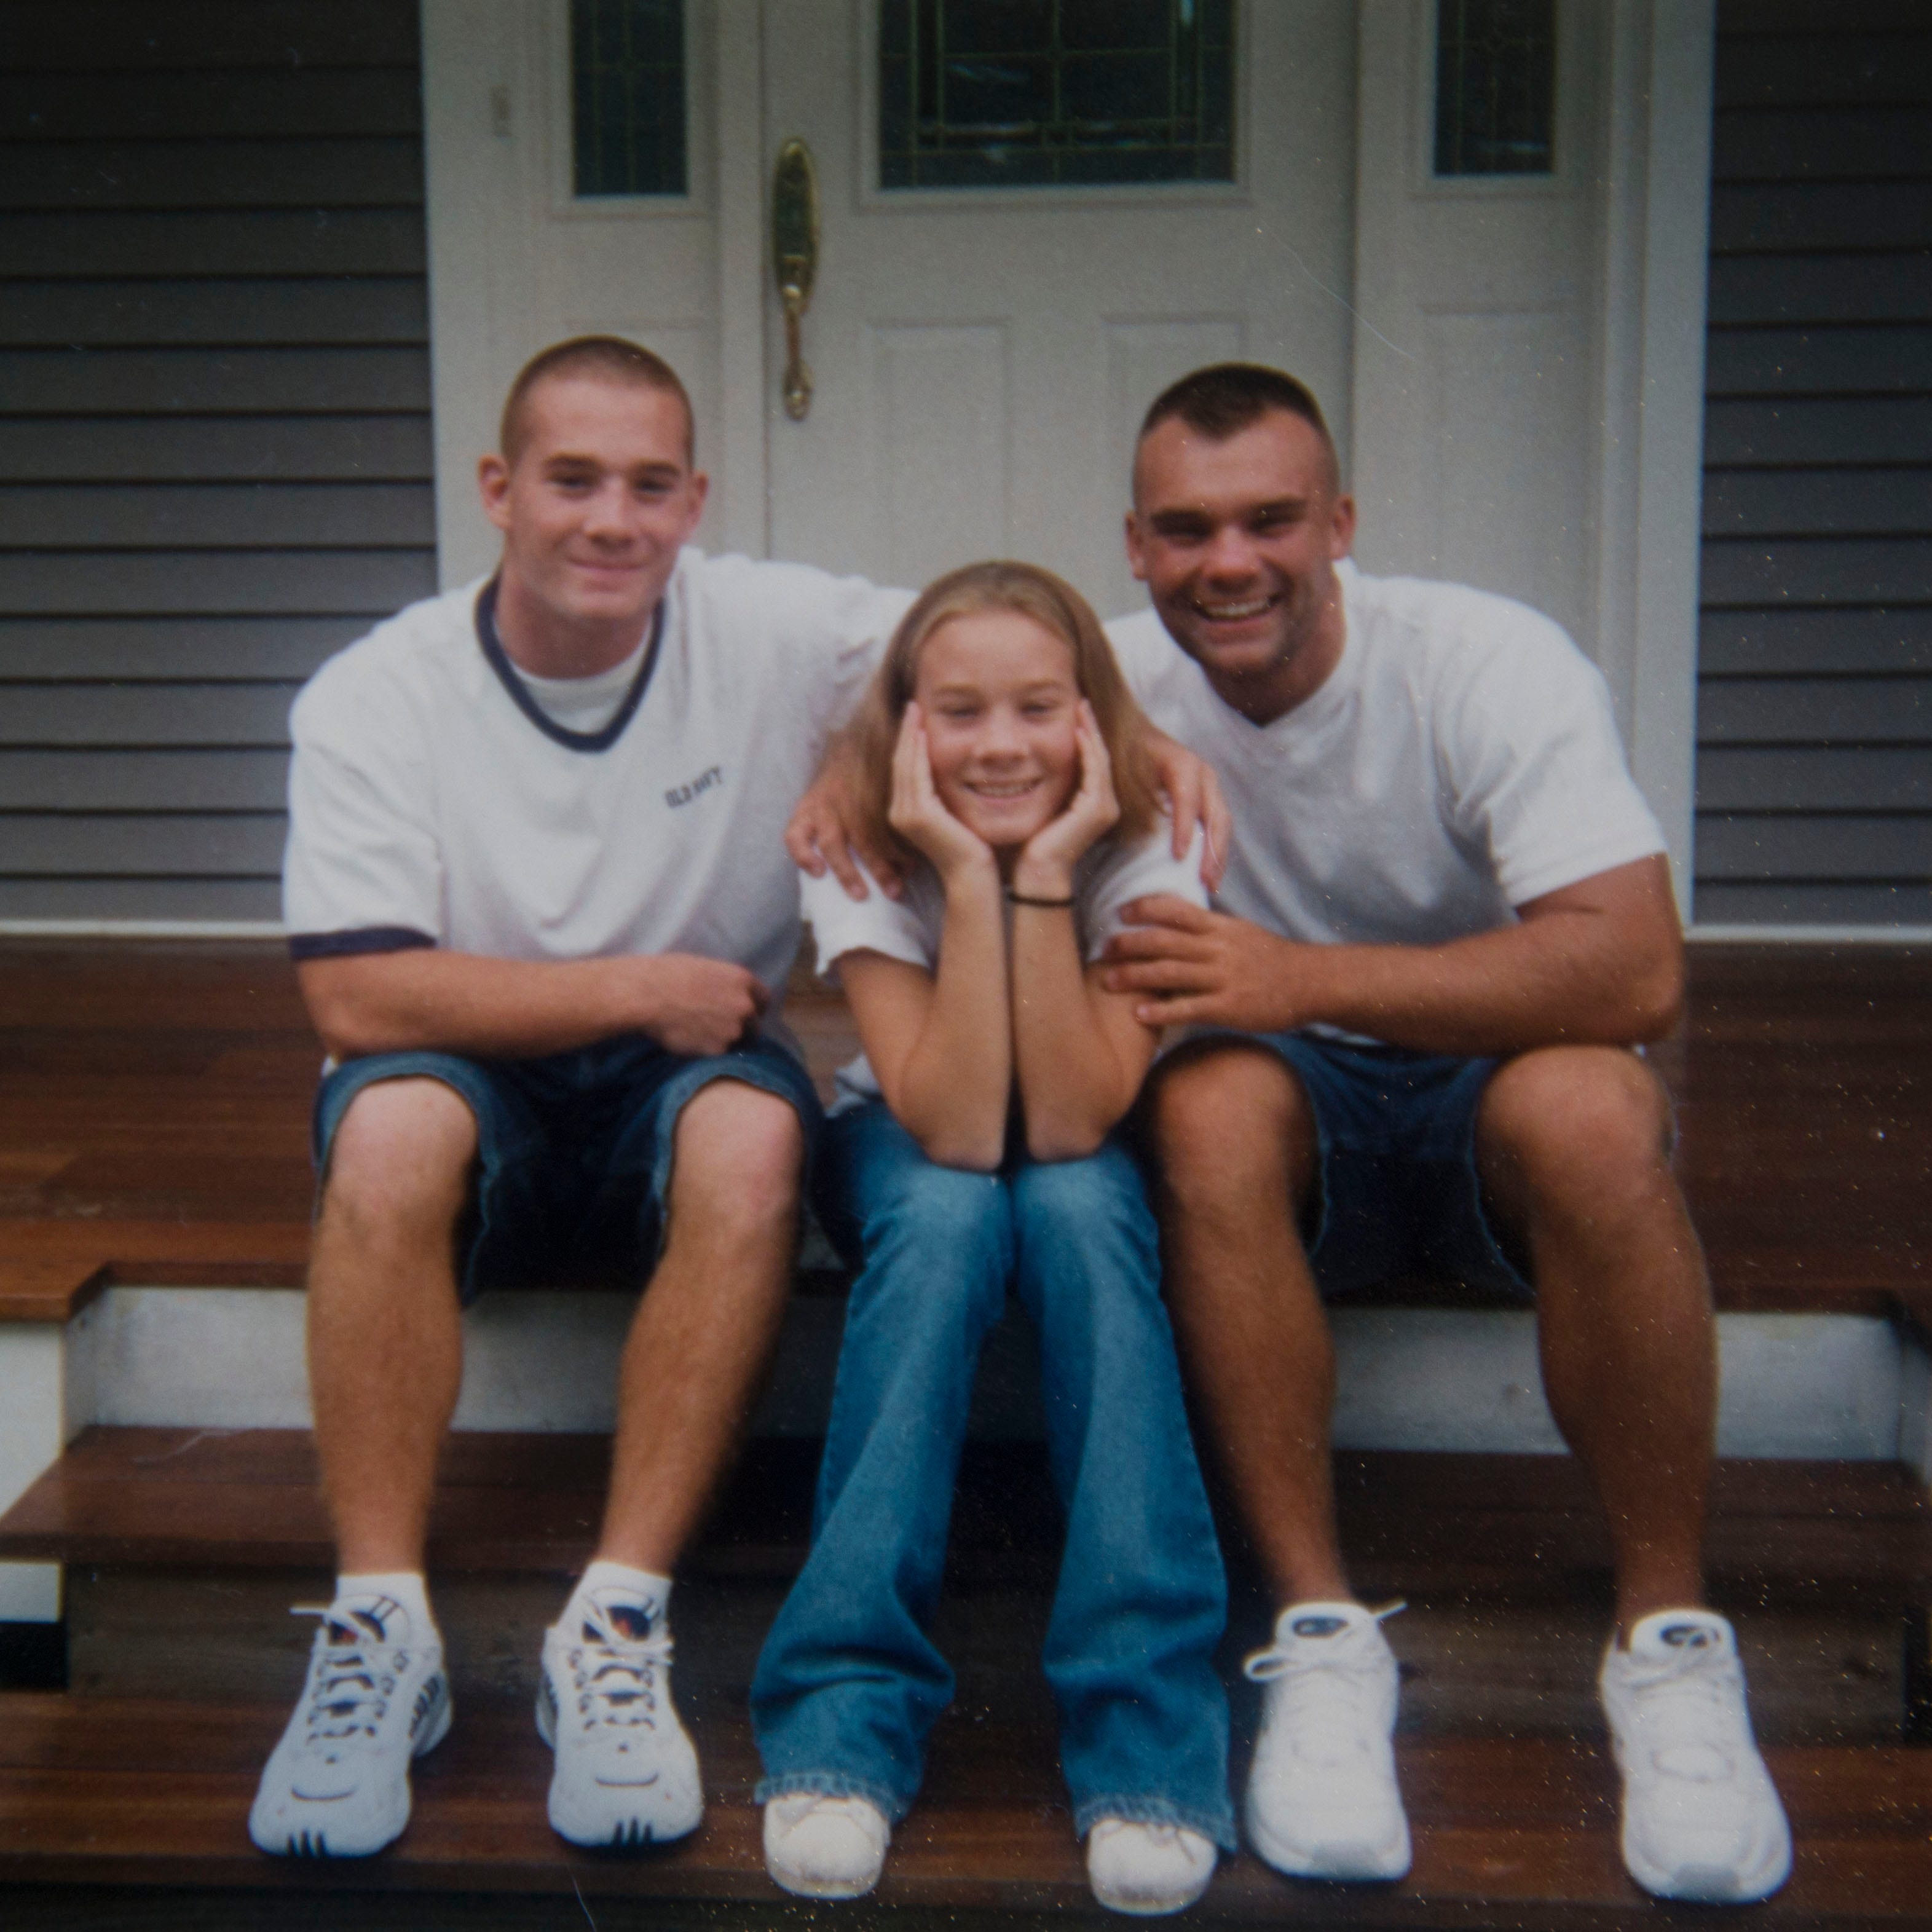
[1181,1031,1534,1302]
[313,1033,823,1304]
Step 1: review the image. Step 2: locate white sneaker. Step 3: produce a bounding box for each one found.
[1599,1609,1792,1902]
[1086,1818,1217,1916]
[763,1792,891,1898]
[1242,1600,1410,1882]
[249,1593,451,1857]
[537,1587,703,1847]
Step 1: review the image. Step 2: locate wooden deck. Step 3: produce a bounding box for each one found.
[0,937,1927,1319]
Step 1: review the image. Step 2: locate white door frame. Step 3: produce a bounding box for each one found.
[418,0,1716,920]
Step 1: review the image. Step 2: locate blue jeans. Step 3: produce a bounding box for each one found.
[313,1034,822,1303]
[751,1102,1234,1849]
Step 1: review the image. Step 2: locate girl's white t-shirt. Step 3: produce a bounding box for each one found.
[802,822,1207,1110]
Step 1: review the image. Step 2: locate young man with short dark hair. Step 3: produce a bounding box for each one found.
[1099,364,1791,1905]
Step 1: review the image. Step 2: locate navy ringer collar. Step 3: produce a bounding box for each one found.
[474,575,666,752]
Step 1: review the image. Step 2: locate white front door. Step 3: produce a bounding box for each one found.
[422,0,1359,617]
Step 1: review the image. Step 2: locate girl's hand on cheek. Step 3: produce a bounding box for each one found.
[1014,701,1119,897]
[888,704,995,883]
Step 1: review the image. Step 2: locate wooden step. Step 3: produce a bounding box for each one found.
[8,1427,1928,1603]
[0,1692,1926,1922]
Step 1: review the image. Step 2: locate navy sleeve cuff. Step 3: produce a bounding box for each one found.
[287,926,438,963]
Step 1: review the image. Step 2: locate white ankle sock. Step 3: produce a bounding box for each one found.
[569,1559,673,1628]
[336,1569,436,1641]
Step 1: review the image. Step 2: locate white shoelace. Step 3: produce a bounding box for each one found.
[289,1606,408,1749]
[562,1612,675,1738]
[1243,1603,1403,1754]
[1619,1641,1746,1766]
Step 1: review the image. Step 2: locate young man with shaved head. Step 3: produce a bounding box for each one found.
[1097,365,1791,1904]
[254,336,1223,1863]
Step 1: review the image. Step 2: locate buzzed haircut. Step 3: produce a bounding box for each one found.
[1136,362,1339,491]
[499,335,695,467]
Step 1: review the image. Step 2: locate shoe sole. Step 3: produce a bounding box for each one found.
[768,1867,883,1901]
[249,1673,452,1859]
[1088,1878,1215,1916]
[1622,1828,1792,1903]
[537,1666,703,1848]
[1246,1811,1411,1885]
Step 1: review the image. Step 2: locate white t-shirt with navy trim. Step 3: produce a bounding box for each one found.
[1105,561,1665,952]
[282,548,912,1018]
[802,823,1208,1110]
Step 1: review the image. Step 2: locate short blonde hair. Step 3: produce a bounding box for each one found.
[847,561,1161,869]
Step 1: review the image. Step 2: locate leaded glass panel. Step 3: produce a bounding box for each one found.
[1433,0,1555,178]
[572,0,687,198]
[880,0,1234,191]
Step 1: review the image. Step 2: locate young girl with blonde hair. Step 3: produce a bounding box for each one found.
[751,561,1231,1914]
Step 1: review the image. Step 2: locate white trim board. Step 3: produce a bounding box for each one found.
[0,920,285,941]
[1689,926,1932,947]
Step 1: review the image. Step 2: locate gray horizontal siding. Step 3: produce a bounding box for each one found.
[1703,468,1932,537]
[5,1,419,68]
[1699,677,1930,744]
[0,70,422,140]
[0,618,369,680]
[1694,880,1932,925]
[1,552,438,617]
[1708,253,1932,326]
[1714,36,1932,108]
[1694,9,1932,928]
[0,0,432,922]
[1702,396,1932,467]
[0,348,429,415]
[1704,326,1932,397]
[0,279,427,348]
[0,417,433,482]
[1700,537,1932,605]
[0,211,427,278]
[0,878,283,921]
[0,140,423,211]
[1708,181,1932,254]
[1700,607,1932,675]
[0,685,299,749]
[1713,107,1932,181]
[0,749,289,810]
[1698,746,1931,810]
[4,814,288,876]
[4,484,436,548]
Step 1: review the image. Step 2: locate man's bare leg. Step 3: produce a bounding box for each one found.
[1476,1045,1714,1634]
[253,1076,473,1858]
[1146,1043,1349,1606]
[597,1079,805,1573]
[540,1079,804,1850]
[307,1078,476,1572]
[1148,1043,1410,1882]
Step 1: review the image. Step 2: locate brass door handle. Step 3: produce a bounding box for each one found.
[773,138,819,421]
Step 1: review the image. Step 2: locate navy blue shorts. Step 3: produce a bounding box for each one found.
[313,1034,823,1304]
[1178,1031,1534,1302]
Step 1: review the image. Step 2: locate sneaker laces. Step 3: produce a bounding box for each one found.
[288,1603,412,1752]
[1617,1634,1748,1773]
[560,1599,674,1740]
[1243,1603,1403,1758]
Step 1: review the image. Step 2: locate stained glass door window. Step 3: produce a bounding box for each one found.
[1433,0,1555,177]
[572,0,687,197]
[880,0,1234,190]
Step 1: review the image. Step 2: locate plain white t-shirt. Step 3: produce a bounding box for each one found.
[803,824,1208,1110]
[282,548,913,1021]
[1105,561,1665,952]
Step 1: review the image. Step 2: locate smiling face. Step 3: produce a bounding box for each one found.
[1126,406,1355,724]
[913,609,1082,853]
[478,371,708,674]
